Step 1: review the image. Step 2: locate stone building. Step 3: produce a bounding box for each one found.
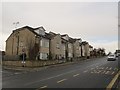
[5,26,50,60]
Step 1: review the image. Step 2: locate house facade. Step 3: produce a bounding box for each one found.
[73,39,82,58]
[61,38,67,59]
[61,34,74,60]
[48,32,63,60]
[89,45,93,57]
[5,26,97,61]
[81,41,90,58]
[6,26,50,60]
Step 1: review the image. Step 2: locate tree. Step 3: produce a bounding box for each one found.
[26,37,39,60]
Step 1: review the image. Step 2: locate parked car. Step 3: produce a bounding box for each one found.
[107,54,116,61]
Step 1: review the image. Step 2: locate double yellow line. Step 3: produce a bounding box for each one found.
[106,71,120,90]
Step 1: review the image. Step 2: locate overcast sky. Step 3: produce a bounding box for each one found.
[1,1,118,53]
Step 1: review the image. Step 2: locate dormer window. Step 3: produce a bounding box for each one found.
[34,27,45,36]
[62,34,69,41]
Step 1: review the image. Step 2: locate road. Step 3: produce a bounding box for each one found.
[2,57,119,89]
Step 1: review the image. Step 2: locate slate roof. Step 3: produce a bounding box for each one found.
[6,26,50,41]
[80,41,88,46]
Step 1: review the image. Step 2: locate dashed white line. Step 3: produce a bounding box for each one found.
[102,70,106,74]
[106,67,109,70]
[57,79,67,83]
[111,71,115,75]
[83,70,88,73]
[73,74,79,77]
[109,67,112,70]
[40,85,47,88]
[105,71,110,74]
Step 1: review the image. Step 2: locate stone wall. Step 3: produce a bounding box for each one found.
[2,60,66,67]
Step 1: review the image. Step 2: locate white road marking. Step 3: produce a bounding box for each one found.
[25,61,106,86]
[106,67,109,70]
[14,73,20,74]
[105,71,110,74]
[91,72,94,73]
[57,79,67,83]
[96,70,102,74]
[40,85,47,88]
[73,74,79,77]
[102,70,106,74]
[93,70,98,73]
[99,67,104,70]
[109,67,112,70]
[83,70,88,73]
[111,71,115,75]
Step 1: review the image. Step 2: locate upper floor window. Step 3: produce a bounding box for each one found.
[68,44,72,49]
[62,44,65,50]
[40,39,49,48]
[56,43,60,49]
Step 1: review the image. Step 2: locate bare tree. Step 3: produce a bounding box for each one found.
[25,37,39,60]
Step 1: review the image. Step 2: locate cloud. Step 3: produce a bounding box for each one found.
[1,2,118,53]
[1,0,119,2]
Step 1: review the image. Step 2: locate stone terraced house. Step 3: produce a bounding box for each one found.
[5,26,92,60]
[5,26,50,60]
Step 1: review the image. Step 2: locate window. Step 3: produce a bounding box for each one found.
[56,43,60,49]
[40,40,43,46]
[35,29,45,36]
[40,53,48,60]
[68,53,72,57]
[45,41,49,47]
[40,39,49,48]
[68,44,72,49]
[62,45,65,50]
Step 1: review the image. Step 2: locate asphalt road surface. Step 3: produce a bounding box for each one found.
[2,57,119,89]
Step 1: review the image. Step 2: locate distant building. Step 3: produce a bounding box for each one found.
[80,41,90,58]
[115,50,120,56]
[89,45,93,56]
[72,38,82,58]
[61,34,82,60]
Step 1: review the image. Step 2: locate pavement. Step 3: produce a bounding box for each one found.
[2,57,119,89]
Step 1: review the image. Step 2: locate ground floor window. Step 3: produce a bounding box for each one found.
[68,53,73,57]
[40,53,48,60]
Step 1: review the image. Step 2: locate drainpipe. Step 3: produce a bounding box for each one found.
[49,39,51,60]
[12,33,14,55]
[81,44,83,57]
[16,32,19,55]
